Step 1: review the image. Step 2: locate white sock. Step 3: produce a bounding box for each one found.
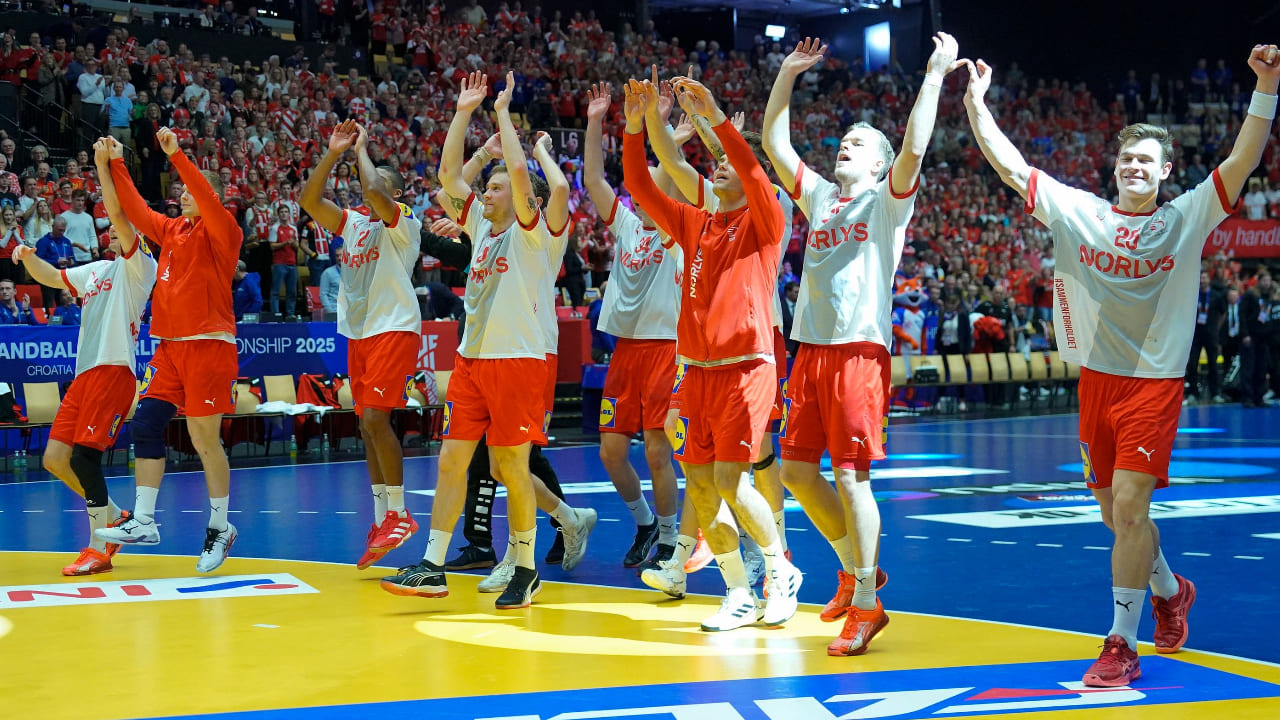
[134,486,159,522]
[107,497,122,521]
[673,534,697,566]
[386,485,405,515]
[501,535,517,562]
[657,514,678,546]
[773,510,788,552]
[1108,587,1146,649]
[1150,549,1179,599]
[715,550,749,590]
[626,497,655,527]
[760,540,786,576]
[550,500,578,528]
[424,529,452,566]
[371,483,387,524]
[513,528,536,569]
[829,534,857,573]
[87,505,108,552]
[208,496,229,532]
[852,566,878,610]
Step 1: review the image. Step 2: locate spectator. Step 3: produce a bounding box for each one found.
[586,224,613,287]
[77,57,107,140]
[0,278,35,324]
[35,215,75,313]
[51,288,80,325]
[562,230,588,307]
[1244,178,1268,221]
[319,262,340,316]
[59,189,97,264]
[0,206,24,284]
[420,281,463,321]
[1239,275,1270,408]
[780,280,798,356]
[103,79,133,147]
[24,197,54,243]
[1222,286,1245,378]
[232,260,263,320]
[268,203,299,318]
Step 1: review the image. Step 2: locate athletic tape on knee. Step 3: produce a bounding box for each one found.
[752,453,776,471]
[131,398,176,458]
[70,445,108,508]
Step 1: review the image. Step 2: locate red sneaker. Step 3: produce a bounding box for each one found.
[1151,574,1196,654]
[821,568,890,622]
[1082,635,1141,687]
[355,523,380,569]
[62,547,113,576]
[368,510,419,553]
[103,510,132,558]
[827,598,889,656]
[684,531,714,573]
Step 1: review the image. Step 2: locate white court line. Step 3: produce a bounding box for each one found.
[1234,555,1265,560]
[297,511,319,514]
[1183,551,1212,557]
[904,535,929,540]
[1083,546,1110,550]
[1036,543,1063,548]
[991,540,1017,545]
[946,538,972,543]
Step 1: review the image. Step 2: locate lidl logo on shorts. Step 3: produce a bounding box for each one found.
[139,364,156,395]
[672,363,687,394]
[882,414,890,446]
[442,401,453,436]
[779,397,792,438]
[673,416,688,457]
[543,410,552,435]
[229,379,237,405]
[1079,441,1095,485]
[599,397,617,428]
[108,414,123,439]
[403,374,415,402]
[0,574,317,609]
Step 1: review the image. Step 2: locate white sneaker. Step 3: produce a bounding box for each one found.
[94,516,160,546]
[196,523,237,573]
[477,555,515,592]
[762,561,804,626]
[700,587,763,632]
[640,557,687,599]
[560,507,597,572]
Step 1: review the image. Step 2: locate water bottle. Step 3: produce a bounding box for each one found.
[289,436,297,460]
[127,444,135,470]
[321,434,331,460]
[14,450,27,472]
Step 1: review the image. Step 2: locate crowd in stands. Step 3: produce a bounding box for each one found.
[0,0,1278,401]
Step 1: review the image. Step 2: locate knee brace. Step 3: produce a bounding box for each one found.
[752,453,776,472]
[131,398,177,459]
[69,445,107,508]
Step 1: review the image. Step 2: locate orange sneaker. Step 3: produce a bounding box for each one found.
[103,510,132,558]
[355,523,380,570]
[821,567,890,622]
[368,510,419,553]
[684,530,714,573]
[827,598,889,656]
[1151,574,1195,653]
[62,547,113,576]
[1082,635,1141,687]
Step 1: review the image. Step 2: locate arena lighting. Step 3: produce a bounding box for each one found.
[765,24,786,40]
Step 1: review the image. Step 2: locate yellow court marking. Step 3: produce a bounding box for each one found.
[0,552,1277,720]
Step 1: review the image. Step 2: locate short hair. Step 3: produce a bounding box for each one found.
[201,170,225,201]
[846,122,895,180]
[1116,123,1174,165]
[490,167,551,207]
[739,131,773,177]
[376,166,405,196]
[71,188,88,201]
[0,279,14,288]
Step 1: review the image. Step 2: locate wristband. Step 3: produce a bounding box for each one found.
[1249,91,1277,120]
[473,147,493,165]
[922,74,944,89]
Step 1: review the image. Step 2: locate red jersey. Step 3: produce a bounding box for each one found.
[271,224,297,266]
[622,122,783,365]
[110,152,241,339]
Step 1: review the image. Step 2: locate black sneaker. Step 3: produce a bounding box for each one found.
[637,542,675,573]
[544,529,565,564]
[445,544,496,571]
[495,566,541,609]
[379,560,448,598]
[623,521,660,567]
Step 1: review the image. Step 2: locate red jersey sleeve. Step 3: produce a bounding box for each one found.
[109,157,173,244]
[712,118,783,247]
[622,131,699,252]
[169,150,243,257]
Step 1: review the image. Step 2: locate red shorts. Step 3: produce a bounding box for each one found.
[348,331,419,415]
[770,327,788,423]
[780,342,891,471]
[668,361,689,412]
[140,339,238,417]
[1078,367,1182,489]
[673,359,775,465]
[538,353,558,445]
[50,365,137,451]
[444,355,548,447]
[600,339,678,435]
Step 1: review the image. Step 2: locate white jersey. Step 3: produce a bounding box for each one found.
[458,194,556,360]
[335,204,422,340]
[597,198,682,340]
[62,238,158,376]
[699,178,794,328]
[537,213,571,355]
[790,163,916,348]
[1028,167,1234,378]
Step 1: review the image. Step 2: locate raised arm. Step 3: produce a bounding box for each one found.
[12,244,67,290]
[583,82,618,218]
[301,119,356,234]
[494,71,539,229]
[642,67,704,204]
[160,127,239,243]
[353,123,400,227]
[1215,44,1280,204]
[94,137,137,255]
[109,150,168,243]
[764,38,827,194]
[531,131,570,234]
[962,59,1033,198]
[622,79,687,244]
[891,32,960,196]
[461,133,502,186]
[439,71,488,220]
